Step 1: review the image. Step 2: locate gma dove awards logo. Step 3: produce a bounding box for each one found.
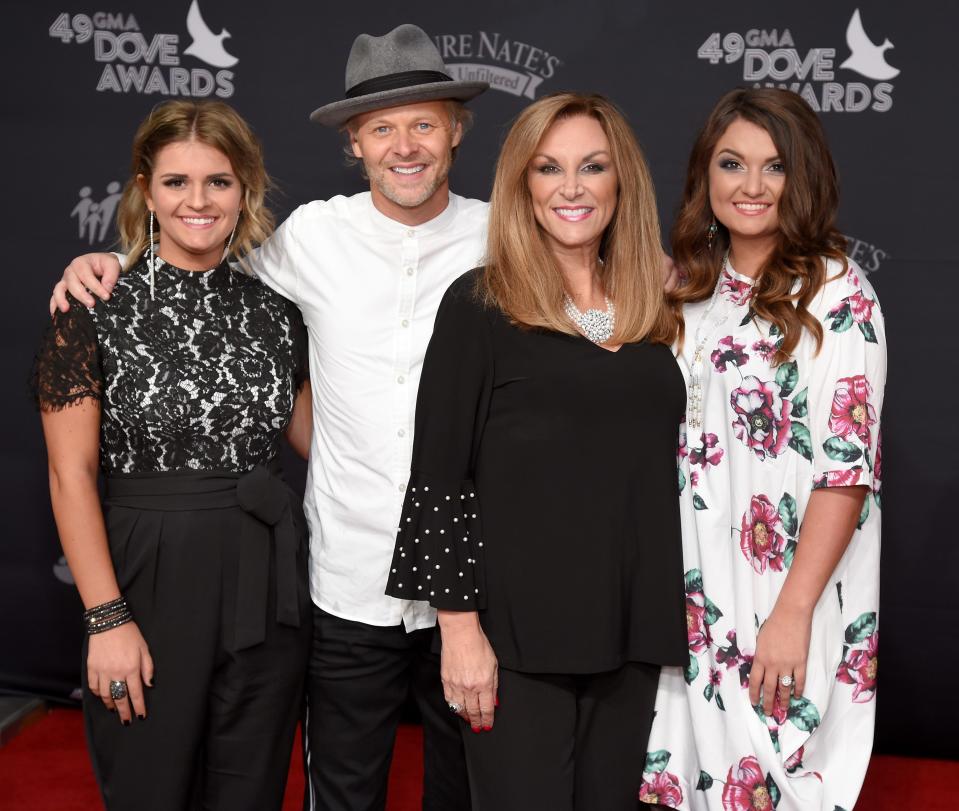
[696,9,899,112]
[48,1,237,98]
[433,32,561,99]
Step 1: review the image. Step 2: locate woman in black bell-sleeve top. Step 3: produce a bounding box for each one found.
[387,93,687,811]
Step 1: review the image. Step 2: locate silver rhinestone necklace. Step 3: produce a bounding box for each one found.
[564,294,615,345]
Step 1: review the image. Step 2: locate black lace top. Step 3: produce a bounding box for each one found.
[33,256,307,474]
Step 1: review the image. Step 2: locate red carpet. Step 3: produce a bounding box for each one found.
[1,708,955,809]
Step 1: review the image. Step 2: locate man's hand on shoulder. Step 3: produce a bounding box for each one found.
[50,253,123,315]
[661,253,686,293]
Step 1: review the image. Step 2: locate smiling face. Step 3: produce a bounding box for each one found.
[526,114,618,256]
[708,118,785,253]
[349,101,462,224]
[139,138,242,270]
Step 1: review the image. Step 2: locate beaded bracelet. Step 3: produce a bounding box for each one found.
[83,596,133,635]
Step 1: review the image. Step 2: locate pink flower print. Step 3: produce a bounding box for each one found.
[690,470,700,488]
[730,376,791,460]
[716,631,754,689]
[847,264,862,288]
[837,631,878,702]
[874,430,883,483]
[847,291,875,324]
[828,375,877,445]
[689,433,724,469]
[740,495,787,574]
[640,770,684,806]
[709,667,722,687]
[686,592,712,653]
[711,336,749,372]
[678,421,689,461]
[813,467,862,489]
[720,271,754,306]
[751,338,777,362]
[722,756,773,811]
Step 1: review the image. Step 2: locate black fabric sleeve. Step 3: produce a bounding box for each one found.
[287,300,310,391]
[31,295,103,412]
[385,272,493,610]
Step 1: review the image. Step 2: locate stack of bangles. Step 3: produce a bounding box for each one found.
[83,596,133,635]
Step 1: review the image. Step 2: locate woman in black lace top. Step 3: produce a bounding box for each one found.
[33,101,312,811]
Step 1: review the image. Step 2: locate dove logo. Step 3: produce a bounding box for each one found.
[184,0,238,69]
[840,10,899,81]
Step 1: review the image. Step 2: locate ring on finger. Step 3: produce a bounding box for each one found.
[109,680,128,700]
[447,701,464,714]
[778,674,794,689]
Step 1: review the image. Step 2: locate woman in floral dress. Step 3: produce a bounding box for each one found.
[640,88,885,811]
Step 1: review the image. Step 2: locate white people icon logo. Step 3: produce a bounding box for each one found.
[71,182,122,245]
[695,8,900,113]
[48,0,238,98]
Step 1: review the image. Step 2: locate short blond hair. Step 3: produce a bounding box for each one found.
[479,92,675,346]
[116,100,273,272]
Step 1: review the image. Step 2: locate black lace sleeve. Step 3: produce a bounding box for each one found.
[31,295,103,412]
[385,271,493,610]
[289,300,310,390]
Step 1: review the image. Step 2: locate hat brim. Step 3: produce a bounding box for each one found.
[309,81,489,127]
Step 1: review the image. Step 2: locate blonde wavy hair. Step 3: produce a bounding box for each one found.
[479,92,675,345]
[116,100,273,272]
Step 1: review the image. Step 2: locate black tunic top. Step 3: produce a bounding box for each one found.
[386,270,688,674]
[33,255,307,473]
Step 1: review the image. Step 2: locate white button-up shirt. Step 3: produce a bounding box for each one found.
[249,192,488,630]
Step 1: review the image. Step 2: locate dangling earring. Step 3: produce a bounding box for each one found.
[147,210,156,300]
[706,217,718,249]
[224,211,240,260]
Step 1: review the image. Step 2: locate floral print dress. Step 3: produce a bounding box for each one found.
[641,257,885,811]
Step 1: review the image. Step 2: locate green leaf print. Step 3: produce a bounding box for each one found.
[858,321,878,343]
[857,495,870,529]
[715,691,726,711]
[775,361,799,398]
[739,309,756,327]
[836,581,844,611]
[788,423,814,461]
[783,539,798,570]
[766,773,782,808]
[777,492,798,536]
[645,749,671,773]
[684,653,700,685]
[685,569,703,594]
[791,387,808,419]
[874,489,882,511]
[696,770,714,790]
[787,696,821,732]
[704,682,714,702]
[704,597,723,626]
[678,467,686,494]
[823,437,863,463]
[693,494,708,510]
[828,302,854,333]
[844,612,877,643]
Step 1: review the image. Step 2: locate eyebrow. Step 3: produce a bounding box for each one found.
[717,148,781,163]
[158,172,234,179]
[532,150,611,162]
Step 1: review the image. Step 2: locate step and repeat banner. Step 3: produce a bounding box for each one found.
[3,0,956,758]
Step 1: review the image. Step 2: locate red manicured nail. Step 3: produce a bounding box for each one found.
[471,726,481,733]
[482,725,492,731]
[494,696,499,707]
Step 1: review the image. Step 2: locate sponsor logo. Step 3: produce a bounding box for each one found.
[434,32,561,99]
[696,9,899,112]
[71,181,122,245]
[53,555,75,585]
[844,234,889,275]
[48,1,237,98]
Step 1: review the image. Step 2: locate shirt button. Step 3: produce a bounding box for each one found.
[406,267,414,276]
[398,429,406,437]
[406,229,415,237]
[399,483,406,492]
[397,375,405,384]
[401,319,409,328]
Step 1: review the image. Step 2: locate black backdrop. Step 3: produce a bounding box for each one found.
[3,0,957,760]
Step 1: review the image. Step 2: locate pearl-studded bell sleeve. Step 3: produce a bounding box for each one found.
[385,271,493,611]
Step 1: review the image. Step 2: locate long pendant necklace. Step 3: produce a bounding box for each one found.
[687,254,743,429]
[564,294,615,345]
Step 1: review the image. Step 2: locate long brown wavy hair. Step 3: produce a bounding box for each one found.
[671,88,847,363]
[116,100,273,272]
[479,92,675,345]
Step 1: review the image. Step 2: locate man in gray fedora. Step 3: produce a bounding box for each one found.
[52,23,487,810]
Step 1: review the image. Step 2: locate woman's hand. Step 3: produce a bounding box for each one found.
[749,604,812,715]
[438,610,498,732]
[87,621,154,724]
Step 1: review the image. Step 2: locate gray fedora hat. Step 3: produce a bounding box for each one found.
[310,24,489,127]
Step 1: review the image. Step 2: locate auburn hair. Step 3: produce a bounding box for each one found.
[479,92,675,345]
[671,87,847,364]
[116,100,273,272]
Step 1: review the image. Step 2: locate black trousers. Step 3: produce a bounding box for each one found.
[462,662,661,811]
[303,607,470,811]
[84,468,313,811]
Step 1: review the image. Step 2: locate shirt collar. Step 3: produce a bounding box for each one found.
[363,191,461,237]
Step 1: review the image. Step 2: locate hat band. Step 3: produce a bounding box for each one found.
[345,69,452,99]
